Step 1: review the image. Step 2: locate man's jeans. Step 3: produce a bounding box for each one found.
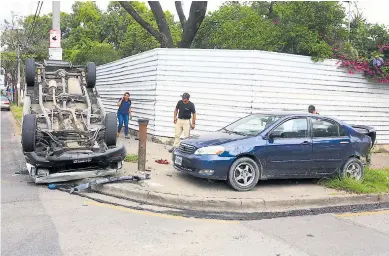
[117,113,129,136]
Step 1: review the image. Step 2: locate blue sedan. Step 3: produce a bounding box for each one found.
[173,113,376,191]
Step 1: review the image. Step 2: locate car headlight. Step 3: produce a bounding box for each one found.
[194,146,225,155]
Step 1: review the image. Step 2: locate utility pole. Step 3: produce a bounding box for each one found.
[17,44,21,106]
[49,1,62,60]
[52,1,60,30]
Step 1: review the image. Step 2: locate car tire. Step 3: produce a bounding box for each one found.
[340,157,364,181]
[104,113,117,147]
[86,62,96,88]
[22,114,37,152]
[227,157,260,191]
[25,58,36,87]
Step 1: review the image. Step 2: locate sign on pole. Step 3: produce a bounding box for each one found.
[49,29,61,48]
[49,48,63,60]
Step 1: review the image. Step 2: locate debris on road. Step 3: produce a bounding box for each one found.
[48,183,74,190]
[69,174,151,194]
[155,159,169,164]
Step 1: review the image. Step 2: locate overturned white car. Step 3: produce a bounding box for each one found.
[22,59,126,183]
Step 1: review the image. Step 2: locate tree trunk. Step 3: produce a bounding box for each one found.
[119,2,165,46]
[175,1,186,30]
[120,1,208,49]
[179,1,208,48]
[148,2,174,48]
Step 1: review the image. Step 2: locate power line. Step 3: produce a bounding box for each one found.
[27,1,43,43]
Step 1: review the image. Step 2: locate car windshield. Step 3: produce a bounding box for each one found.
[222,114,283,136]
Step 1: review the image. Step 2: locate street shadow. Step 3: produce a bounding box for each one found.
[174,171,320,191]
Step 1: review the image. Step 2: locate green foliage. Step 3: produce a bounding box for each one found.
[124,154,138,163]
[194,3,283,51]
[1,0,389,73]
[69,42,121,66]
[350,18,389,57]
[195,1,348,61]
[323,168,389,194]
[10,104,23,123]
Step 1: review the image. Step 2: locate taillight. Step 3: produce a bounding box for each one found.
[4,102,9,105]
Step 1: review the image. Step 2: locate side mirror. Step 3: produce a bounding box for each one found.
[269,130,282,139]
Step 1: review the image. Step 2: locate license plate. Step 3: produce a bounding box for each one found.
[175,156,182,166]
[73,159,92,164]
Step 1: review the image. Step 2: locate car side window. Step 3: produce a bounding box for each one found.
[273,118,308,138]
[312,118,345,138]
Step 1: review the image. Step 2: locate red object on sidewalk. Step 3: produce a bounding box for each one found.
[155,159,169,165]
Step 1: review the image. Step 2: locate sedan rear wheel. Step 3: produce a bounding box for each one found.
[228,157,260,191]
[341,158,364,181]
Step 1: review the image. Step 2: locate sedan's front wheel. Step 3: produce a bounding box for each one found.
[340,157,364,181]
[228,157,260,191]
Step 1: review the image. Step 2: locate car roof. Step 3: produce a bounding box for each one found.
[250,112,339,120]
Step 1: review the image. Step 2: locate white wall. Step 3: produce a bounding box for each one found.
[96,49,158,133]
[96,48,389,144]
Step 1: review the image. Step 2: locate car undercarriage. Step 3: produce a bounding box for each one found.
[22,59,125,183]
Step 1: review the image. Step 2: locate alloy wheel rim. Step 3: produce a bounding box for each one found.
[234,163,255,187]
[346,163,362,180]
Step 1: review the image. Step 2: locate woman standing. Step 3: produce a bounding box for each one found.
[117,92,133,138]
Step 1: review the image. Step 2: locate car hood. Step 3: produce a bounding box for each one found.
[182,131,246,148]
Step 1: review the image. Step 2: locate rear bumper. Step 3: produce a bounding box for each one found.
[24,145,126,172]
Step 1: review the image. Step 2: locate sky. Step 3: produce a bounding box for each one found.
[0,1,388,29]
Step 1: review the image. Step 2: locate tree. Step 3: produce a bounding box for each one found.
[70,42,121,65]
[193,2,283,51]
[350,16,389,57]
[119,1,207,48]
[101,1,168,56]
[195,1,348,61]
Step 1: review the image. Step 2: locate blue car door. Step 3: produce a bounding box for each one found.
[263,117,313,177]
[311,117,351,174]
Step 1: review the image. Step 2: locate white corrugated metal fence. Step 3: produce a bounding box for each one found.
[96,48,389,144]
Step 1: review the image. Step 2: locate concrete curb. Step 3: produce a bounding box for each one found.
[93,184,389,213]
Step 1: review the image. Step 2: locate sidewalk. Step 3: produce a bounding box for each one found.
[92,136,389,212]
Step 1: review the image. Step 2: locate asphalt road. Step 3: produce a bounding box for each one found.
[2,111,389,256]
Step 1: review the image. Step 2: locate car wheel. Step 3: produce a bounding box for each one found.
[86,62,96,88]
[25,58,36,87]
[22,114,37,152]
[228,157,260,191]
[104,113,117,147]
[340,157,364,181]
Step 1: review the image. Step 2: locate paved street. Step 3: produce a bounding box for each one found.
[2,111,389,256]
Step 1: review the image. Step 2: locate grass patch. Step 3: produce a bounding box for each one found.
[10,104,23,123]
[322,168,389,194]
[124,154,138,163]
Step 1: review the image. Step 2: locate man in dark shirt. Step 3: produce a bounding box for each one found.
[169,93,196,152]
[117,92,133,138]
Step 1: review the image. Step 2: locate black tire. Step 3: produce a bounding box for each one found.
[104,113,117,147]
[227,157,260,191]
[86,62,96,88]
[340,157,364,181]
[22,114,37,152]
[25,59,36,87]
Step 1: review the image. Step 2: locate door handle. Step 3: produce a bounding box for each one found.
[301,141,311,145]
[340,141,350,144]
